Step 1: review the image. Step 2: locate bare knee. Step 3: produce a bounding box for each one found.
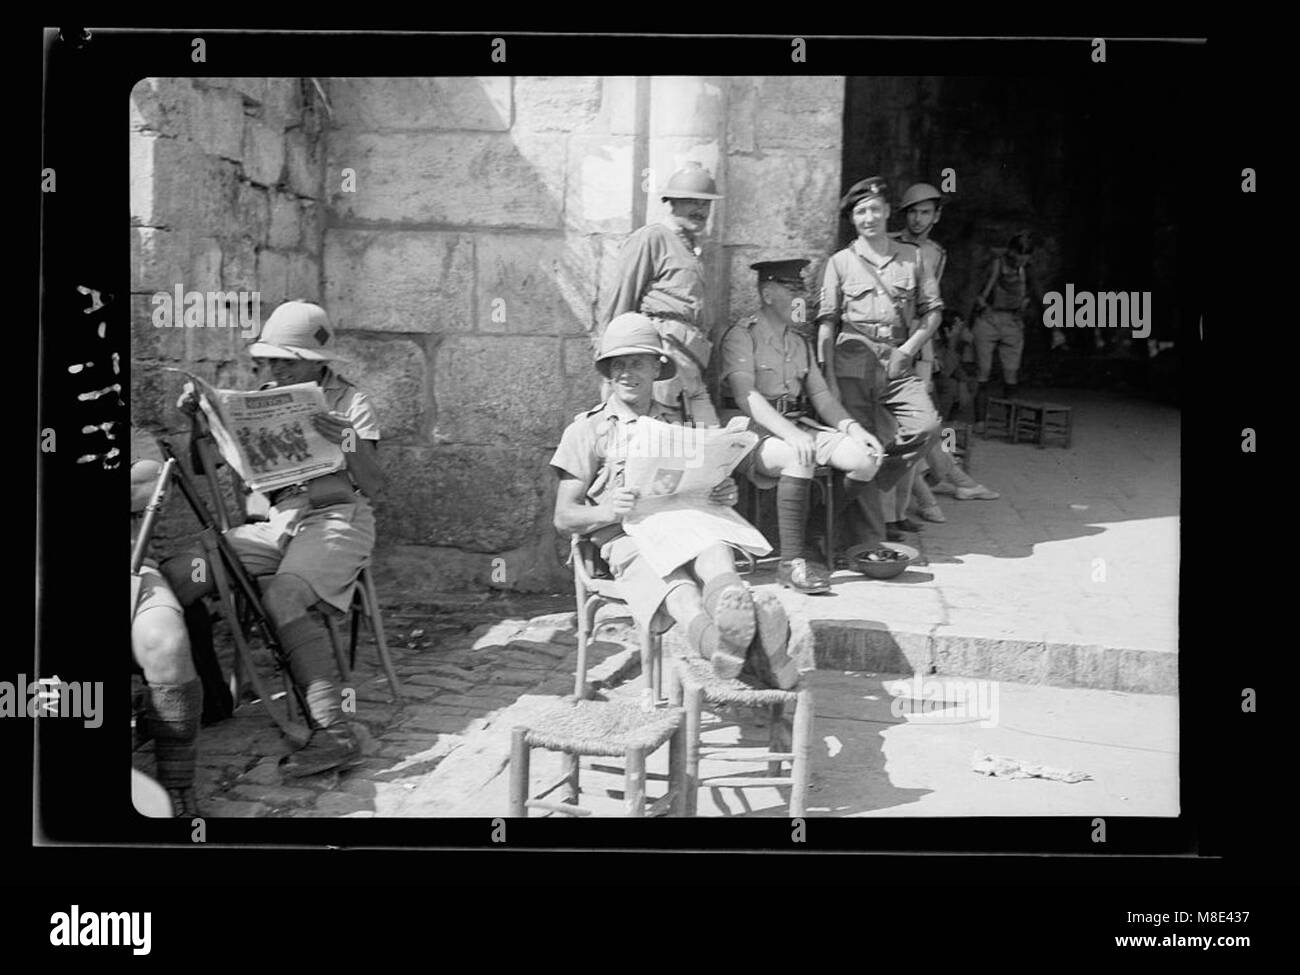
[133,611,195,684]
[692,543,736,580]
[262,573,319,626]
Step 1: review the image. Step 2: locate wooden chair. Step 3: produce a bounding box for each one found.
[737,466,838,567]
[1012,401,1073,448]
[667,651,814,817]
[505,533,687,817]
[983,397,1016,440]
[570,534,664,707]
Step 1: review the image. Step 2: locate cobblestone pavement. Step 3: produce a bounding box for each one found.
[133,593,644,818]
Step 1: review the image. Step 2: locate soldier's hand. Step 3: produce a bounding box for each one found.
[784,429,818,470]
[311,411,353,446]
[886,349,914,380]
[607,487,639,519]
[176,382,200,416]
[847,424,884,462]
[708,477,739,507]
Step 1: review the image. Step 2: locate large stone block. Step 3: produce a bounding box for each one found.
[130,293,168,361]
[323,230,474,334]
[242,118,286,187]
[221,238,259,294]
[374,444,554,551]
[515,77,602,131]
[191,87,246,161]
[725,78,757,154]
[131,226,191,295]
[476,234,597,335]
[753,77,843,151]
[722,150,841,251]
[329,78,511,132]
[286,254,321,302]
[256,249,291,311]
[264,79,302,128]
[131,134,239,230]
[268,192,300,249]
[326,131,566,229]
[233,180,271,242]
[285,129,322,198]
[129,77,197,139]
[299,200,323,254]
[433,336,567,445]
[603,77,640,136]
[564,136,635,234]
[649,77,726,138]
[562,335,599,378]
[328,333,427,440]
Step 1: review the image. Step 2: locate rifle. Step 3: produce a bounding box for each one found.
[130,457,176,615]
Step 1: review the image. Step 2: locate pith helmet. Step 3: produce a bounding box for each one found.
[248,301,334,360]
[595,313,677,380]
[661,162,722,201]
[899,182,943,211]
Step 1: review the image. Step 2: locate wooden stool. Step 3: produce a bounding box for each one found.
[1012,401,1073,448]
[667,654,814,817]
[983,398,1016,441]
[508,698,687,817]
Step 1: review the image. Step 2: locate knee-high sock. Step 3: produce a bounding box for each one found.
[277,615,340,729]
[1004,382,1018,401]
[146,679,202,792]
[183,602,232,721]
[776,475,811,562]
[975,382,990,422]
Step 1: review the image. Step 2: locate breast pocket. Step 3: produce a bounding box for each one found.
[841,282,880,323]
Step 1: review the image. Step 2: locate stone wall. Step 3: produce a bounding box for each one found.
[130,77,326,548]
[129,76,843,591]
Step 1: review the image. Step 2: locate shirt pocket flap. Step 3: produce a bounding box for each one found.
[842,282,874,300]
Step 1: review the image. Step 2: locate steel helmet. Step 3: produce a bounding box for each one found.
[899,182,942,211]
[660,163,722,201]
[595,313,677,379]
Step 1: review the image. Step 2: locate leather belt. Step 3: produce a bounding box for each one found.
[268,483,309,506]
[588,524,625,549]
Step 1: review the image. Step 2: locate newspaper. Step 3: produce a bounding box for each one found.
[619,416,773,575]
[170,370,346,493]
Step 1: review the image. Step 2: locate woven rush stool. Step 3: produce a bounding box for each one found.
[983,398,1016,441]
[1012,400,1073,448]
[508,697,687,817]
[667,653,814,817]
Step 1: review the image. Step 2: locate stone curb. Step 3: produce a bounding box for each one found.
[811,620,1177,695]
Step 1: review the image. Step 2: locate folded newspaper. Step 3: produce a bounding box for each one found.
[619,416,773,575]
[170,370,346,493]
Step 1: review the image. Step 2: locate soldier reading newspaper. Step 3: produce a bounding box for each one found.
[551,312,799,688]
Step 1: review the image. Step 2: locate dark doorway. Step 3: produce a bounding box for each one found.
[840,76,1200,400]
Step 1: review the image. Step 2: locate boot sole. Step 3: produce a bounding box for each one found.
[707,583,756,653]
[752,591,800,690]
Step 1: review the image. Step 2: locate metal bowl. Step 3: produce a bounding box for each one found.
[848,542,918,579]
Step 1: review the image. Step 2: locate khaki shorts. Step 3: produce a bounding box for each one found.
[133,563,182,620]
[225,495,376,613]
[736,425,850,490]
[599,533,695,634]
[973,311,1025,384]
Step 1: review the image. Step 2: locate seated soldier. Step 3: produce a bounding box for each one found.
[163,301,385,778]
[131,427,203,816]
[551,312,798,688]
[719,260,885,594]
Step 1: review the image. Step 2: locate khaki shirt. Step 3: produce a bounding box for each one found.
[890,230,946,364]
[816,237,944,379]
[718,312,850,436]
[602,221,707,328]
[549,395,685,508]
